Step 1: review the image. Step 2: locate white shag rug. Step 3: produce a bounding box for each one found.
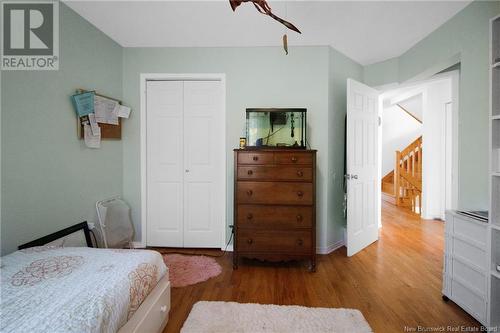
[180,301,373,333]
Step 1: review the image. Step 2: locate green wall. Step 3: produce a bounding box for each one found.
[364,1,500,210]
[0,4,123,254]
[122,47,345,250]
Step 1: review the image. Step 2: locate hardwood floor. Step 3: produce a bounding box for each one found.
[159,202,480,332]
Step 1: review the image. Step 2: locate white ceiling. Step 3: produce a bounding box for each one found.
[64,1,471,65]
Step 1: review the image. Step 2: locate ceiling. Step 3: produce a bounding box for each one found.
[64,1,471,65]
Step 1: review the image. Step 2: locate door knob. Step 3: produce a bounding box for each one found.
[247,238,253,245]
[291,156,298,162]
[247,213,253,220]
[297,191,304,197]
[296,214,303,222]
[247,190,253,196]
[247,170,253,175]
[297,239,303,246]
[296,171,304,177]
[252,156,259,161]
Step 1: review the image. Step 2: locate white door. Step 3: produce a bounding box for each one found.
[146,80,224,248]
[346,78,380,257]
[147,81,184,247]
[183,81,224,247]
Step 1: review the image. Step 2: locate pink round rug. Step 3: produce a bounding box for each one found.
[162,254,222,288]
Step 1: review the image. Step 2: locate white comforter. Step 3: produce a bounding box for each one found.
[0,247,168,333]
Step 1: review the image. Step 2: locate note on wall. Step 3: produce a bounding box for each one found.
[84,124,101,148]
[88,113,100,136]
[71,91,95,117]
[117,105,131,118]
[94,95,119,125]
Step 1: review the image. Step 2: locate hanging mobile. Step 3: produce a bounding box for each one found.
[283,34,288,55]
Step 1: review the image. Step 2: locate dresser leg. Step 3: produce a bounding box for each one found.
[309,257,316,272]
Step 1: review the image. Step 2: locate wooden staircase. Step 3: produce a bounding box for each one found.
[381,136,422,215]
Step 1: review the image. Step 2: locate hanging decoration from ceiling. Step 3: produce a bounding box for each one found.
[229,0,301,55]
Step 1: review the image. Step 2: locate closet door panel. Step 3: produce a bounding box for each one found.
[183,81,223,247]
[146,81,184,247]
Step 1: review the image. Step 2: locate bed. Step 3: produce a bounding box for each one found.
[0,222,171,333]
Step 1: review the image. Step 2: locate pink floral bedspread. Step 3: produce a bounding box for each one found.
[0,246,167,333]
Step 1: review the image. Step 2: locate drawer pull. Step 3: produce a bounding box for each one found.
[160,305,168,313]
[247,238,253,245]
[297,239,303,246]
[253,156,259,161]
[247,170,253,175]
[291,156,298,163]
[296,215,303,222]
[247,213,253,220]
[296,170,304,177]
[247,190,253,196]
[297,191,304,198]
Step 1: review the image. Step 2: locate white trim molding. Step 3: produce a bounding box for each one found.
[316,239,345,255]
[139,73,227,249]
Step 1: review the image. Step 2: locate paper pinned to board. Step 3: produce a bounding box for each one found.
[84,124,101,148]
[71,91,94,117]
[116,105,131,118]
[88,113,100,136]
[94,95,119,125]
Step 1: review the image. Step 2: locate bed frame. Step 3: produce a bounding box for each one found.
[18,221,171,333]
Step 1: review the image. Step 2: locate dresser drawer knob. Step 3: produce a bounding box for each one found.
[253,156,259,161]
[297,191,304,198]
[296,214,303,222]
[297,239,303,246]
[247,238,253,245]
[296,170,304,177]
[291,156,298,163]
[247,170,253,175]
[247,213,253,220]
[247,190,253,196]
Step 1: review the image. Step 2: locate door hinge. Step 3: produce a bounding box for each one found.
[378,116,382,126]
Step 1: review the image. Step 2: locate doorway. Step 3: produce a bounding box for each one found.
[140,74,226,248]
[379,71,459,220]
[345,71,459,256]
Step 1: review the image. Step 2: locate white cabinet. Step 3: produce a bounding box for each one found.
[443,211,489,325]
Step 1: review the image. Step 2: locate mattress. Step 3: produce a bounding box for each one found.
[0,246,168,333]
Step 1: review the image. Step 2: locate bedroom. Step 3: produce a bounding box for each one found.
[1,0,499,332]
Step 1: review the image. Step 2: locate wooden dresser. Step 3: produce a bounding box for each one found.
[233,149,317,271]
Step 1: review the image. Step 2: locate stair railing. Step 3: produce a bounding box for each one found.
[394,136,422,215]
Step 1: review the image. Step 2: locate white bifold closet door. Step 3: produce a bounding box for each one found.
[146,80,223,248]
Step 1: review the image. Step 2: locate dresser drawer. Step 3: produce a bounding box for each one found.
[237,230,311,253]
[451,279,487,324]
[237,205,313,228]
[452,237,487,270]
[237,182,313,205]
[275,152,313,165]
[237,152,274,165]
[237,166,312,181]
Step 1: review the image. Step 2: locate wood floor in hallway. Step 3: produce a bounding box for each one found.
[158,202,480,333]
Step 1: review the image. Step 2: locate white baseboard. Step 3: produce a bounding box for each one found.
[316,239,345,255]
